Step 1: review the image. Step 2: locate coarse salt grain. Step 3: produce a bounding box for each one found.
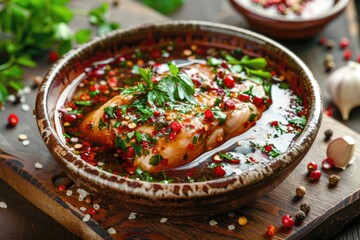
[66,190,73,196]
[21,104,30,111]
[97,162,105,166]
[93,204,100,210]
[128,212,137,220]
[34,162,43,169]
[82,214,91,222]
[22,140,30,146]
[18,134,27,141]
[80,207,87,212]
[108,228,116,235]
[0,201,7,209]
[228,225,236,231]
[209,220,218,226]
[7,94,16,102]
[160,218,168,223]
[74,144,82,150]
[23,86,31,94]
[70,137,79,143]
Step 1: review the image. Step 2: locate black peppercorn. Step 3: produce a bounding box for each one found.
[324,129,333,142]
[300,203,311,215]
[295,210,306,223]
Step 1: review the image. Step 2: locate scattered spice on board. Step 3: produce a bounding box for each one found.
[300,203,311,215]
[21,104,30,112]
[295,211,306,223]
[22,139,30,146]
[34,162,43,169]
[228,225,236,231]
[80,207,87,212]
[128,212,137,220]
[82,214,91,222]
[295,186,306,198]
[160,218,168,223]
[329,174,341,186]
[282,214,295,228]
[107,227,117,235]
[238,216,248,226]
[18,134,28,141]
[0,201,7,209]
[267,224,276,237]
[209,220,218,226]
[7,113,19,127]
[324,129,333,141]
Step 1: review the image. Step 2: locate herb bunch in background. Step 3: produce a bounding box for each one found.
[142,0,184,15]
[0,0,119,106]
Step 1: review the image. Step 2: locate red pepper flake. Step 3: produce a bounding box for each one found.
[270,121,279,127]
[343,49,352,60]
[88,207,96,215]
[213,166,226,177]
[187,143,195,150]
[238,94,250,102]
[154,111,161,117]
[307,161,318,172]
[168,131,177,141]
[64,114,76,123]
[150,49,161,58]
[252,96,263,107]
[225,99,235,109]
[339,37,349,49]
[324,105,333,117]
[49,51,58,62]
[58,185,66,191]
[264,145,273,152]
[170,121,182,133]
[89,85,98,92]
[108,70,116,77]
[8,113,19,127]
[126,146,135,159]
[221,62,229,70]
[282,215,294,228]
[270,70,277,76]
[204,110,214,120]
[223,75,235,88]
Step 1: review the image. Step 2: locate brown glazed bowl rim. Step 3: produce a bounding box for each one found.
[229,0,349,23]
[36,21,322,200]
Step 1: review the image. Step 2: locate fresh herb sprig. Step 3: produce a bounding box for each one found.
[0,1,119,105]
[121,63,196,107]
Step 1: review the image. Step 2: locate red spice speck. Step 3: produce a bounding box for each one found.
[8,113,19,126]
[339,37,349,49]
[64,114,76,123]
[58,185,66,191]
[170,121,182,133]
[267,224,276,237]
[270,121,279,127]
[309,170,322,181]
[223,75,235,88]
[264,145,273,152]
[187,144,195,150]
[343,49,352,60]
[88,208,96,215]
[213,166,226,177]
[252,96,263,107]
[126,146,135,159]
[204,110,214,120]
[168,131,177,140]
[238,94,250,102]
[225,99,235,109]
[307,161,318,172]
[150,49,161,58]
[319,37,327,45]
[49,51,58,62]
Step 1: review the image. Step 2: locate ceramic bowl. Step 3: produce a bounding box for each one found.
[36,21,322,216]
[229,0,349,40]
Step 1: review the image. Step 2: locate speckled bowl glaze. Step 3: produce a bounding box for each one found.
[36,21,322,216]
[229,0,349,40]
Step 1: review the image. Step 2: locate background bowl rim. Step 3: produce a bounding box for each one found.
[36,20,322,199]
[229,0,350,23]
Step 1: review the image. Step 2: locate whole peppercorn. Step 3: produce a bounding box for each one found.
[295,210,306,223]
[324,129,333,142]
[300,203,311,215]
[329,174,341,186]
[296,186,306,198]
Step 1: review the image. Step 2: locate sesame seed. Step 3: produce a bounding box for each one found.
[107,228,116,235]
[97,162,105,166]
[74,144,82,150]
[93,204,100,210]
[20,97,26,103]
[34,162,43,169]
[209,220,218,226]
[160,218,168,223]
[79,83,85,87]
[0,201,7,209]
[18,134,28,141]
[124,116,130,120]
[63,122,70,127]
[183,49,192,56]
[70,137,79,143]
[82,214,91,222]
[128,122,137,129]
[228,225,236,231]
[66,107,73,112]
[128,212,137,220]
[22,140,30,146]
[66,190,73,196]
[21,104,30,111]
[80,207,87,212]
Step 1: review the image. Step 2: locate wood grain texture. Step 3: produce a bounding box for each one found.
[1,116,360,240]
[1,0,360,239]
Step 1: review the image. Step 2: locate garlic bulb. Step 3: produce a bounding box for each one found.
[327,136,355,169]
[327,61,360,120]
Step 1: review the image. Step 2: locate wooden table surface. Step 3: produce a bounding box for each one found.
[1,0,360,239]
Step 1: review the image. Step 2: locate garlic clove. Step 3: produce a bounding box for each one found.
[327,135,356,169]
[327,61,360,121]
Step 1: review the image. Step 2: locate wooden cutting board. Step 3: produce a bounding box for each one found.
[1,1,360,239]
[1,113,360,240]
